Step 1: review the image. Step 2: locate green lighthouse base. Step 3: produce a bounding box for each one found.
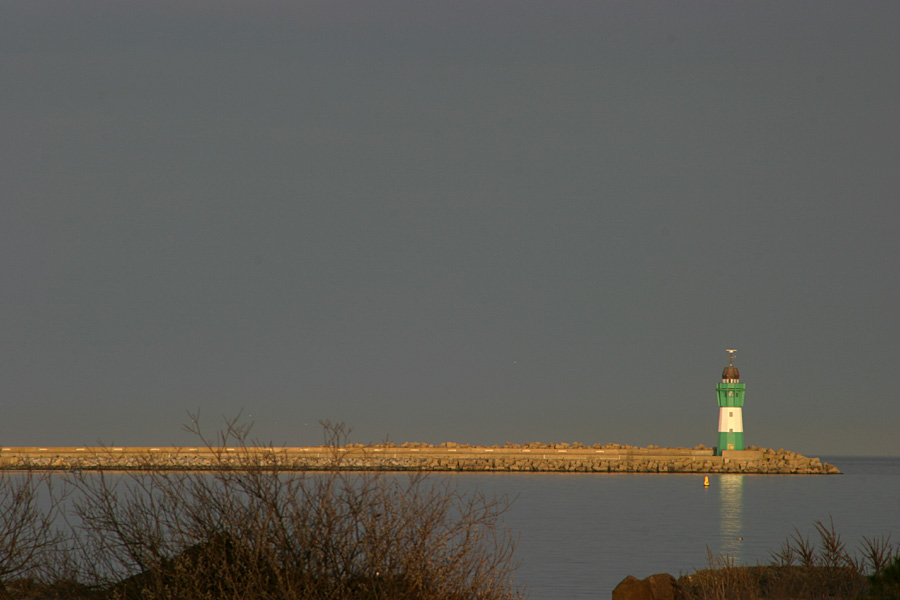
[718,431,745,453]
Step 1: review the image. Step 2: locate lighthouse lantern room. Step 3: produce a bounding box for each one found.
[717,349,745,454]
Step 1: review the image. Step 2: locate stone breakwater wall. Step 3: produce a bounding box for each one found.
[0,444,840,474]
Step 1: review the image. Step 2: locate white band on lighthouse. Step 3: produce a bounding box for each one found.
[718,407,743,435]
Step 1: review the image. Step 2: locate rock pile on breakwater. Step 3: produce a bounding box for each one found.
[0,443,840,474]
[417,447,839,474]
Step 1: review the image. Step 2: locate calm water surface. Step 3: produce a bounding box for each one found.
[10,456,899,599]
[449,456,900,599]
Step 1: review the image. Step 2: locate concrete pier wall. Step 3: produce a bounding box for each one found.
[0,444,839,474]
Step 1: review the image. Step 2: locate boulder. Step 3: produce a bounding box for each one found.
[612,573,684,600]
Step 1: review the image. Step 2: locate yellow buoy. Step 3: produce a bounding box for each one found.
[703,476,710,487]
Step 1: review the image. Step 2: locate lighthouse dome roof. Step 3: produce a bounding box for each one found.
[722,365,740,380]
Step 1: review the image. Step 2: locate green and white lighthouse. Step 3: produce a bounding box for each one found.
[716,349,745,454]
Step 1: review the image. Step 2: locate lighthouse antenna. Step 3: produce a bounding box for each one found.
[725,349,737,366]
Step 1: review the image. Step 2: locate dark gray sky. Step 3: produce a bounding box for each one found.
[2,1,898,455]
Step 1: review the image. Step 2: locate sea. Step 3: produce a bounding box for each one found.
[7,456,899,599]
[447,456,900,599]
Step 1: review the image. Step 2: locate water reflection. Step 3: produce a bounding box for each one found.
[719,474,744,560]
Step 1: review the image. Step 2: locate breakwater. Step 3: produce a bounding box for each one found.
[0,443,839,474]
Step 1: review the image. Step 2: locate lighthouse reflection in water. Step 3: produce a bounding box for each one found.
[718,474,745,561]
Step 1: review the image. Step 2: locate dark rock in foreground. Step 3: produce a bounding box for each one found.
[613,573,684,600]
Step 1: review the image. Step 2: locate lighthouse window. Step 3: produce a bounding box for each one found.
[729,411,733,417]
[728,391,734,397]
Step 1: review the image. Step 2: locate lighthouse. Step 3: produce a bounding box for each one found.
[716,349,745,454]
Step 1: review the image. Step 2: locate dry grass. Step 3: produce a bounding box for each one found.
[679,519,900,600]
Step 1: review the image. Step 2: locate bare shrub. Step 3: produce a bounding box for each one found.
[62,415,521,600]
[0,470,68,596]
